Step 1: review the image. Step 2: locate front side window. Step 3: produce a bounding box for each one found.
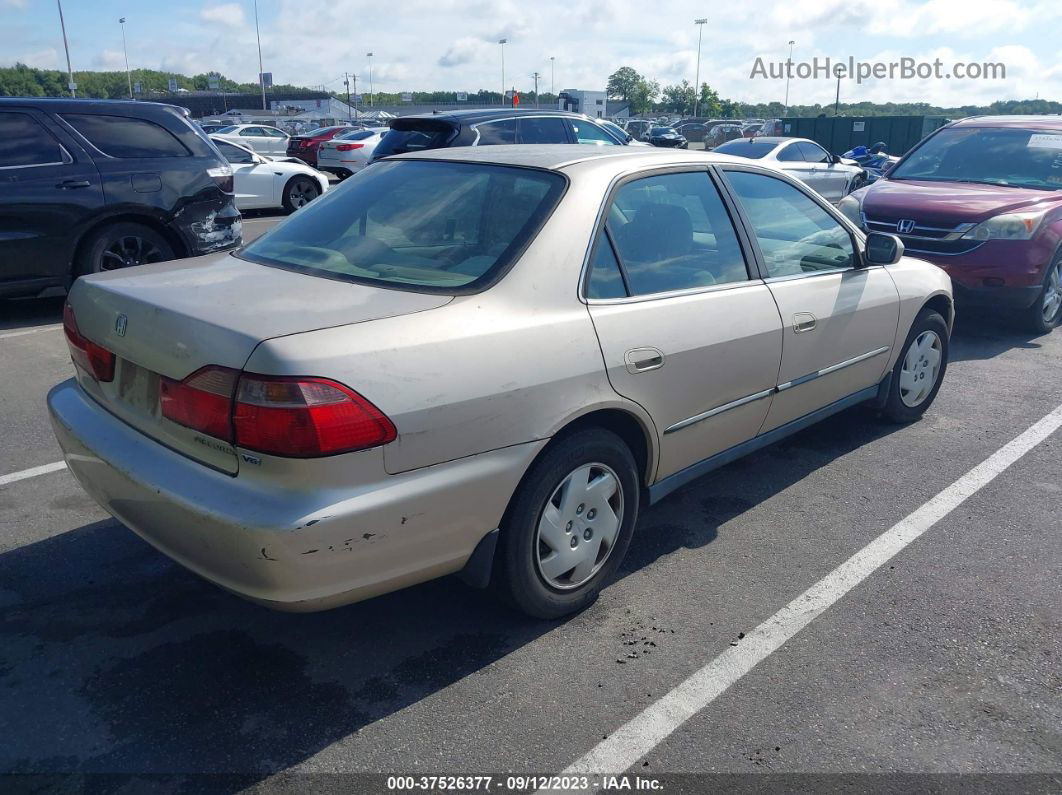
[240,160,565,291]
[240,127,264,136]
[570,120,618,145]
[0,112,68,167]
[61,113,188,158]
[776,144,804,162]
[593,171,748,297]
[725,170,855,278]
[797,142,830,163]
[214,139,255,164]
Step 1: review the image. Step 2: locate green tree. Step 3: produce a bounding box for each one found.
[697,83,722,117]
[661,80,695,115]
[606,66,643,101]
[628,78,659,114]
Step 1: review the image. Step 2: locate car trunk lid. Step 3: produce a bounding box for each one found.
[66,252,452,473]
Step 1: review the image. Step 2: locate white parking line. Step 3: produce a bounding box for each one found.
[548,401,1062,783]
[0,324,63,341]
[0,461,67,487]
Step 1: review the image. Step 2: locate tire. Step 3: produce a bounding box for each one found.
[282,176,321,213]
[76,222,176,276]
[1019,254,1062,335]
[492,429,640,619]
[880,308,949,423]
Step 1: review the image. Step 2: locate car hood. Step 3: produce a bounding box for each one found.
[862,179,1062,224]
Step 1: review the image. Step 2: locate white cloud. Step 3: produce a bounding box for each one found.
[200,3,245,28]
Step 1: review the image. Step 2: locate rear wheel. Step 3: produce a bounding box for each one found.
[492,429,640,619]
[282,176,321,213]
[76,222,175,276]
[880,308,949,423]
[1021,255,1062,334]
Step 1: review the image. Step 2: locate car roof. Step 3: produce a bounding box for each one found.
[396,108,594,124]
[0,97,187,116]
[391,144,770,173]
[948,115,1062,130]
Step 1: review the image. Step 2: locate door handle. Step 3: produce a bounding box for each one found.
[56,179,91,189]
[793,313,817,333]
[624,347,665,374]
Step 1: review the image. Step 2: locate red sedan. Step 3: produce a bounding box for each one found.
[285,126,357,167]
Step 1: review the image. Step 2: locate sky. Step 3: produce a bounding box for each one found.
[1,0,1060,107]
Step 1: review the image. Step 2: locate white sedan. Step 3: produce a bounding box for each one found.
[712,136,868,202]
[316,127,391,178]
[211,123,290,156]
[210,136,329,212]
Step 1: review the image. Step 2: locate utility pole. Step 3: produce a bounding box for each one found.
[344,72,352,121]
[352,73,358,120]
[531,71,540,107]
[119,17,132,99]
[549,56,555,99]
[693,18,707,118]
[254,0,266,111]
[834,73,841,115]
[56,0,75,98]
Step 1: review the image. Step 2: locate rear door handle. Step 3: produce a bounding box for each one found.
[56,180,91,189]
[624,347,665,374]
[793,313,817,333]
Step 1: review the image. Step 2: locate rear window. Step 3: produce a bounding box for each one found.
[337,129,377,141]
[61,113,189,158]
[239,160,566,292]
[713,140,776,159]
[373,120,456,158]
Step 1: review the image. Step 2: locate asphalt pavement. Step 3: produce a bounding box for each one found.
[1,239,1059,791]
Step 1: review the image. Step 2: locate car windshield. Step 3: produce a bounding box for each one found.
[713,140,776,159]
[890,127,1062,191]
[303,126,339,137]
[214,125,237,133]
[239,160,566,291]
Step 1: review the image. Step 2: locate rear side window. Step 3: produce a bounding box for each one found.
[373,121,456,158]
[518,117,569,144]
[240,160,566,292]
[477,119,517,145]
[339,129,376,141]
[62,113,188,158]
[0,111,68,167]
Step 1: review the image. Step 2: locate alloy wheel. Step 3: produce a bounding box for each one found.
[1042,260,1062,324]
[288,178,319,209]
[899,330,943,408]
[535,463,624,590]
[100,235,166,271]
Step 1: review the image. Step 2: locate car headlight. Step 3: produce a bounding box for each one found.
[837,194,865,229]
[962,211,1046,241]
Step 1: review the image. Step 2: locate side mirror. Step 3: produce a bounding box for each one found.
[864,232,904,265]
[831,153,842,164]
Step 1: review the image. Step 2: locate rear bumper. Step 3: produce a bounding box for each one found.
[47,379,544,611]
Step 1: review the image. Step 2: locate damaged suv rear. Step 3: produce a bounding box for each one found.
[0,98,241,299]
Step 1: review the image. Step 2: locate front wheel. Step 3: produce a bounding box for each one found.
[492,429,640,619]
[1020,255,1062,334]
[282,176,321,213]
[880,308,949,423]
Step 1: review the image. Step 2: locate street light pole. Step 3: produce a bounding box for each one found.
[532,71,540,107]
[693,18,707,119]
[549,56,555,99]
[254,0,266,111]
[56,0,75,98]
[498,39,507,106]
[119,17,132,99]
[366,52,373,106]
[784,40,794,116]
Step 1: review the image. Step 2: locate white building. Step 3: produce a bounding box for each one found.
[558,89,607,118]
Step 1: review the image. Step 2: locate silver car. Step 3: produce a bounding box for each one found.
[317,127,391,179]
[713,136,868,202]
[48,146,952,619]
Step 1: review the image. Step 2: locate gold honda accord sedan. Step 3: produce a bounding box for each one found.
[48,145,953,618]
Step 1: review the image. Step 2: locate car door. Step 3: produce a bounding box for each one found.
[213,139,275,209]
[720,166,899,433]
[797,141,846,201]
[237,126,271,154]
[0,108,103,291]
[774,141,816,187]
[584,168,784,481]
[260,127,289,155]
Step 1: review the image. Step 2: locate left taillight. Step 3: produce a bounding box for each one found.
[207,164,234,194]
[63,304,115,382]
[160,365,238,440]
[335,143,365,151]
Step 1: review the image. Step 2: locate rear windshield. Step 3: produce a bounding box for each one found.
[337,129,376,140]
[373,120,456,158]
[713,140,776,159]
[239,160,566,292]
[890,127,1062,191]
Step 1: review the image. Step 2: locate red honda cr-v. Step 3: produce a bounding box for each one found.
[839,116,1062,333]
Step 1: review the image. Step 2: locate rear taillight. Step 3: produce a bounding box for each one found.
[160,366,238,439]
[63,304,115,382]
[207,164,234,194]
[335,143,365,151]
[157,367,396,457]
[234,375,396,457]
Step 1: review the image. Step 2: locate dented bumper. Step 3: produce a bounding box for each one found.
[47,379,543,611]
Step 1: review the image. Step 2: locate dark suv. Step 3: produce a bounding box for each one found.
[371,109,627,161]
[0,98,240,299]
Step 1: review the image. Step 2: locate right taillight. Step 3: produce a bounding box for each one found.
[207,164,234,194]
[63,304,115,382]
[158,367,396,458]
[335,143,364,151]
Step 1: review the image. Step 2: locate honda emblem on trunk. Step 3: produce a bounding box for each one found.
[896,219,916,234]
[115,313,128,337]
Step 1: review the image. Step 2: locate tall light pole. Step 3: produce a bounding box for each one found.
[253,0,266,111]
[549,55,555,99]
[56,0,75,98]
[784,40,794,116]
[366,52,374,106]
[531,71,540,107]
[498,39,507,106]
[119,17,132,99]
[693,18,707,118]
